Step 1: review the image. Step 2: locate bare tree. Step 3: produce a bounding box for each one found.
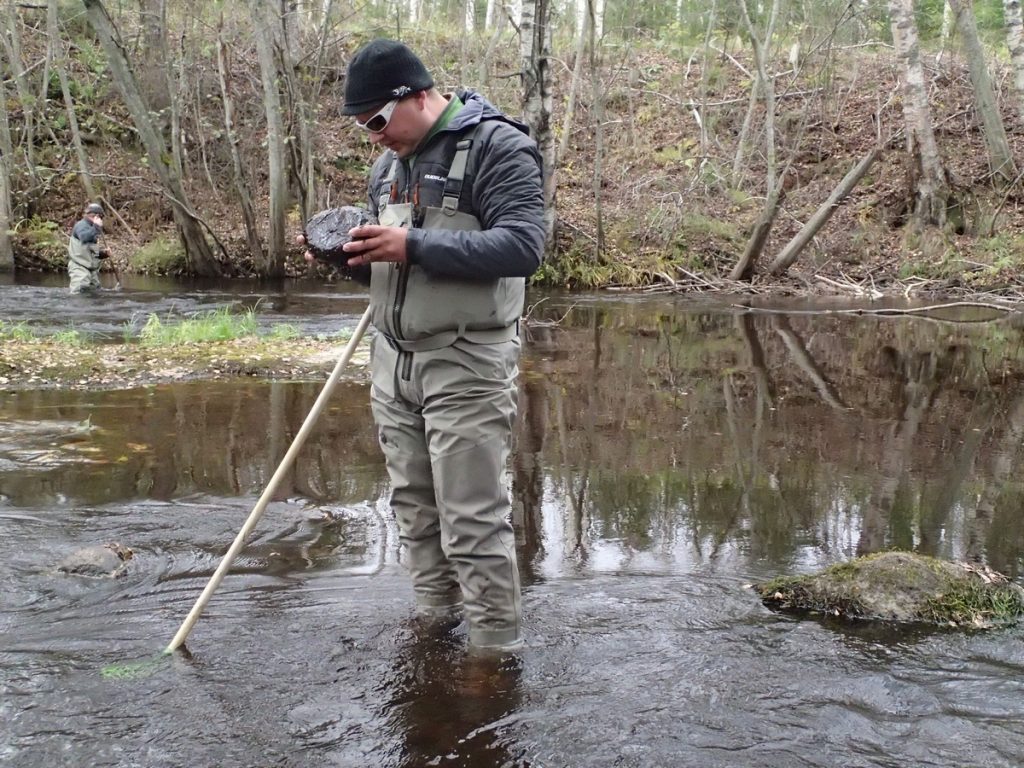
[947,0,1018,182]
[1004,0,1024,123]
[0,75,12,271]
[888,0,948,227]
[0,4,40,197]
[48,0,94,199]
[83,0,221,275]
[216,22,264,264]
[520,0,556,247]
[251,0,288,277]
[729,0,783,281]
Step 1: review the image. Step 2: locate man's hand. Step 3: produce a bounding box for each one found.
[296,234,315,264]
[342,225,408,267]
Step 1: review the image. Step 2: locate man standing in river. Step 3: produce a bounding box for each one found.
[67,202,110,294]
[333,39,545,651]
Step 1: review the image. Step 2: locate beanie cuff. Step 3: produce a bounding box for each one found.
[341,84,431,116]
[342,39,434,116]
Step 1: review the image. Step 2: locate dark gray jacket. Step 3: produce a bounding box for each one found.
[366,90,545,347]
[67,218,103,269]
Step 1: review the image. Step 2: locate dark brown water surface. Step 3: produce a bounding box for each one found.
[3,278,1024,767]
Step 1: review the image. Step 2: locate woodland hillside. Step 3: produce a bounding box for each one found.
[1,0,1023,295]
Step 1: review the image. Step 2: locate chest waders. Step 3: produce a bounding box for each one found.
[369,124,523,649]
[67,233,102,294]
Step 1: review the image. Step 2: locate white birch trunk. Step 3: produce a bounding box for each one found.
[593,0,604,40]
[1005,0,1024,123]
[520,0,556,247]
[888,0,947,226]
[465,0,475,33]
[485,0,497,29]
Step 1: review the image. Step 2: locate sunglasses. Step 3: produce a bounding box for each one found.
[356,98,401,133]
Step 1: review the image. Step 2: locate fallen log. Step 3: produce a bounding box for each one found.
[768,146,881,276]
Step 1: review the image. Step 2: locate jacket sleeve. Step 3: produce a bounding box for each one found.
[405,125,545,280]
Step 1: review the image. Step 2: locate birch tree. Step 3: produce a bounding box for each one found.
[888,0,947,227]
[947,0,1017,182]
[1005,0,1024,122]
[83,0,221,276]
[520,0,556,247]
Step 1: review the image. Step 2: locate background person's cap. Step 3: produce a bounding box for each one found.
[342,39,434,116]
[85,203,104,216]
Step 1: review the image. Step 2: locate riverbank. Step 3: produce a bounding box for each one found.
[0,336,370,391]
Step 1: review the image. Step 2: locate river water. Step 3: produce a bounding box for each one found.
[3,273,1024,767]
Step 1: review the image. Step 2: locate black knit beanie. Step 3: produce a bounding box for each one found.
[342,39,434,115]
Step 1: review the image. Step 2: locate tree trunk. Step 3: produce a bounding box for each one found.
[0,5,39,194]
[947,0,1017,182]
[83,0,221,276]
[520,0,556,249]
[558,7,589,164]
[936,1,955,63]
[216,30,264,264]
[48,0,94,199]
[588,0,605,258]
[739,0,779,197]
[251,0,288,277]
[273,5,314,220]
[888,0,947,227]
[730,185,785,281]
[0,75,12,271]
[769,147,880,275]
[1002,0,1024,123]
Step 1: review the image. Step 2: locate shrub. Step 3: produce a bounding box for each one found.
[131,237,188,274]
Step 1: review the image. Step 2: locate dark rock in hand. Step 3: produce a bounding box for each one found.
[304,206,376,268]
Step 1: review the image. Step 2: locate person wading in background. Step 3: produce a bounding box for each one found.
[67,202,111,294]
[316,39,545,652]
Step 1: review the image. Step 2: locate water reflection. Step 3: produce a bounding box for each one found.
[5,296,1024,765]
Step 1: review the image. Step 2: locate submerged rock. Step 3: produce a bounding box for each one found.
[303,206,376,268]
[57,542,133,578]
[754,551,1024,627]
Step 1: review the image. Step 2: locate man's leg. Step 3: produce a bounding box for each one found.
[370,342,462,613]
[68,261,90,293]
[424,340,523,649]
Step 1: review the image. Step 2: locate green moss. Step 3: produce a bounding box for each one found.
[14,217,65,267]
[757,552,1024,627]
[131,237,187,274]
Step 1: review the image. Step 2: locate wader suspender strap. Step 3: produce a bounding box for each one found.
[441,135,475,215]
[379,157,401,211]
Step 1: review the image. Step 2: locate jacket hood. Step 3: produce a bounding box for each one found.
[448,89,531,137]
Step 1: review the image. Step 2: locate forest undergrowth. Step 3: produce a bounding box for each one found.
[9,25,1024,300]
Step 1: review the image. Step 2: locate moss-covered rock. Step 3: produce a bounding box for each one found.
[755,551,1024,627]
